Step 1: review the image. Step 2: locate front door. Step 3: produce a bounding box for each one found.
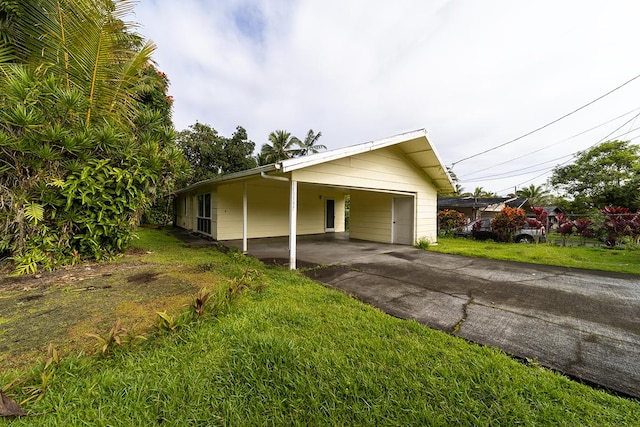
[325,199,335,232]
[393,197,414,245]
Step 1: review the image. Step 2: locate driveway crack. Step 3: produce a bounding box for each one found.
[452,290,474,335]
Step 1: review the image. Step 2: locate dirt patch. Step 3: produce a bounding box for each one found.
[127,271,160,284]
[0,257,201,370]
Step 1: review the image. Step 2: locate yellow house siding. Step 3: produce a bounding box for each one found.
[175,193,198,231]
[215,183,245,240]
[215,181,347,240]
[209,190,218,240]
[297,185,346,234]
[291,147,429,191]
[174,142,439,244]
[292,146,438,243]
[350,190,393,243]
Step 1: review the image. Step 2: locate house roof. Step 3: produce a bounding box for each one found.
[540,206,564,215]
[175,129,454,195]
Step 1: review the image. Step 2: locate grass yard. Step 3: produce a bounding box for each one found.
[428,236,640,275]
[1,228,639,425]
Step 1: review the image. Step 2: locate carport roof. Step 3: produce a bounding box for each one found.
[175,129,454,194]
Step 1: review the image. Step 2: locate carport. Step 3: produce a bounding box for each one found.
[173,129,454,268]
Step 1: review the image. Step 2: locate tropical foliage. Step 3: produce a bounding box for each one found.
[258,128,326,165]
[490,206,526,242]
[258,130,300,164]
[177,123,256,186]
[437,209,466,235]
[600,206,640,246]
[0,0,186,274]
[516,184,551,206]
[550,140,640,211]
[460,187,498,198]
[293,129,326,156]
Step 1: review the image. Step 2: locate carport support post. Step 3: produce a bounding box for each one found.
[242,182,248,253]
[289,179,297,270]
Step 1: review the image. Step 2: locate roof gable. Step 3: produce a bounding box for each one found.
[278,129,453,192]
[175,129,454,194]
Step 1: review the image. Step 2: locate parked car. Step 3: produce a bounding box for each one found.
[454,218,545,243]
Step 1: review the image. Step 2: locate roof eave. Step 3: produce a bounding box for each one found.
[173,164,278,195]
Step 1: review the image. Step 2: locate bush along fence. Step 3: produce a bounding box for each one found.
[439,206,640,247]
[547,207,640,247]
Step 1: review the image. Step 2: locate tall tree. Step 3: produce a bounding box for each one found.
[294,129,326,156]
[461,187,498,198]
[259,130,300,165]
[0,0,185,274]
[550,140,640,211]
[223,126,257,173]
[177,123,256,186]
[516,184,551,206]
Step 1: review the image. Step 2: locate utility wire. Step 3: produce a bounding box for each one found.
[495,128,640,194]
[450,72,640,168]
[462,122,640,182]
[460,107,640,179]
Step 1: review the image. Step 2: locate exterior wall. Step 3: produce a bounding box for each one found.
[298,185,346,234]
[216,182,248,240]
[292,146,439,243]
[209,190,218,239]
[215,180,346,240]
[174,194,190,229]
[174,144,439,243]
[175,190,217,239]
[350,190,393,243]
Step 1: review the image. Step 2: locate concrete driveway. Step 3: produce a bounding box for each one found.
[223,233,640,398]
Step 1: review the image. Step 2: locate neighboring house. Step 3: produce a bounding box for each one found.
[539,206,564,223]
[174,129,454,268]
[438,197,532,222]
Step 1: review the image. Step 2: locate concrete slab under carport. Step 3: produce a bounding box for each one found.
[222,232,399,267]
[219,233,640,398]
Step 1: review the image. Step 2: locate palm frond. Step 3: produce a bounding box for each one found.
[12,0,149,125]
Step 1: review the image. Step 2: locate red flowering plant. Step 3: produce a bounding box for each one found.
[572,218,595,246]
[526,206,548,243]
[491,206,526,242]
[601,206,637,246]
[555,213,574,246]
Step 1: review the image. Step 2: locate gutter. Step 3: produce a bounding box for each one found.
[260,170,290,182]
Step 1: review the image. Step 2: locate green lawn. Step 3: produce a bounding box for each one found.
[429,236,640,275]
[1,229,639,426]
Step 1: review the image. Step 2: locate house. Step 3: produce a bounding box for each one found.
[173,129,454,268]
[437,196,532,222]
[539,206,564,223]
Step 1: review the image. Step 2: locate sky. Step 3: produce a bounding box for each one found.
[132,0,640,196]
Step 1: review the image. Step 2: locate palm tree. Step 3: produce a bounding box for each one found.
[1,0,154,126]
[260,130,300,164]
[516,184,551,206]
[461,187,498,198]
[0,0,179,272]
[294,129,326,156]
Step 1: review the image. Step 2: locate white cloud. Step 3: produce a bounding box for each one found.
[134,0,640,194]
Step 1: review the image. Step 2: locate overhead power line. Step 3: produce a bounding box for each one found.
[460,106,640,179]
[450,72,640,168]
[461,122,640,182]
[494,126,640,194]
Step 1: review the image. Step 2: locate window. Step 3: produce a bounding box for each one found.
[197,194,211,235]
